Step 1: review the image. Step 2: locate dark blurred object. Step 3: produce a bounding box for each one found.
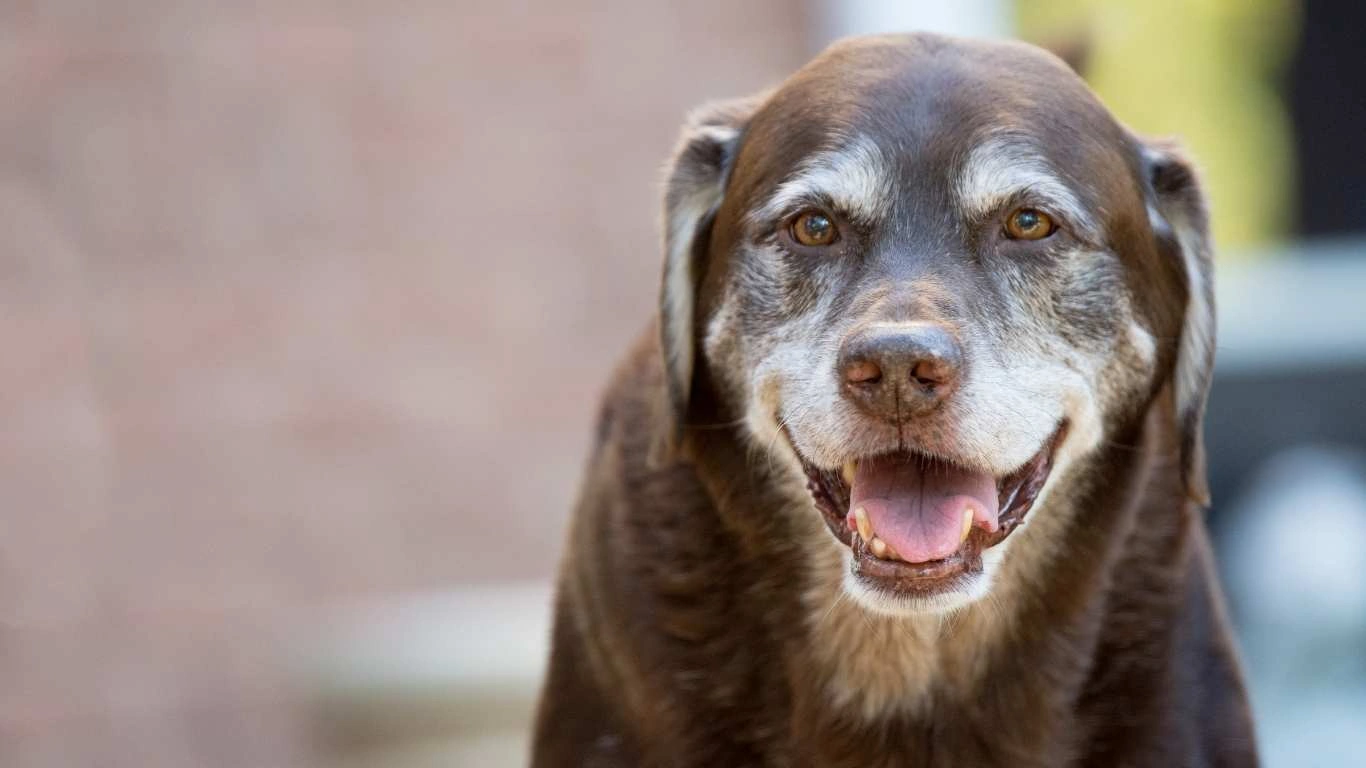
[1289,0,1366,235]
[1207,362,1366,507]
[1204,240,1366,512]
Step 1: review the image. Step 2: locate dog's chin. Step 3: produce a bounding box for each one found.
[795,422,1068,616]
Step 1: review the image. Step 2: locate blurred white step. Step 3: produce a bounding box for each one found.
[303,582,554,767]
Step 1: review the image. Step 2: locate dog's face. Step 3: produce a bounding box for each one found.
[659,35,1213,614]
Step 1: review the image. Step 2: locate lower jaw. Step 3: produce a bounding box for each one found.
[847,530,985,598]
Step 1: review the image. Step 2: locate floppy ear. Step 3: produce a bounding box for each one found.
[1143,141,1216,506]
[655,95,762,458]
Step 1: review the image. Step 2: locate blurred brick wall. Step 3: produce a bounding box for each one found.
[0,2,807,764]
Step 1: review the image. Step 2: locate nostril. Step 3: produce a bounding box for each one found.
[845,359,882,385]
[909,358,954,389]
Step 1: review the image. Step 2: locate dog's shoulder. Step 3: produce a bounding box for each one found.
[540,324,793,765]
[582,322,709,511]
[1072,456,1258,766]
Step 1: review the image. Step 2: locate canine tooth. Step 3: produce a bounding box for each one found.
[842,461,857,485]
[869,535,888,559]
[960,508,974,545]
[853,506,873,542]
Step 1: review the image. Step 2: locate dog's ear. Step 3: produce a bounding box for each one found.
[1143,141,1215,506]
[655,95,763,459]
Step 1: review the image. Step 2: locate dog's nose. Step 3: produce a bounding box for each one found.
[838,323,963,420]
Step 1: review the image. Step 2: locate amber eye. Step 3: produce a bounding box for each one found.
[1004,208,1057,240]
[790,210,838,247]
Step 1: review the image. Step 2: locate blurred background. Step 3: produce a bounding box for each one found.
[2,1,1362,766]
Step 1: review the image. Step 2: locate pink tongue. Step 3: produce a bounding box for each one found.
[849,455,1000,563]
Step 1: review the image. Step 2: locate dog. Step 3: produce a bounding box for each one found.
[532,33,1257,767]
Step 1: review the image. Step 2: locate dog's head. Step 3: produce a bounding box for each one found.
[657,34,1213,614]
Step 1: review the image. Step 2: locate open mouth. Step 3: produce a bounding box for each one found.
[799,423,1068,597]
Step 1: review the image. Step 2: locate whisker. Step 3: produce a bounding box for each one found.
[817,588,849,628]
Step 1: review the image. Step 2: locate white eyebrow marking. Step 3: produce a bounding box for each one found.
[750,135,894,225]
[957,135,1097,239]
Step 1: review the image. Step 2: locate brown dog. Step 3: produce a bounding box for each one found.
[532,33,1257,767]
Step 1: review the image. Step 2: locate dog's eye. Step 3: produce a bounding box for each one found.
[791,211,838,247]
[1004,208,1057,240]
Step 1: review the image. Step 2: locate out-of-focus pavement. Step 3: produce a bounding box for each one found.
[0,3,805,765]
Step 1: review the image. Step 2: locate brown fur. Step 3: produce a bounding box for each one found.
[533,34,1256,767]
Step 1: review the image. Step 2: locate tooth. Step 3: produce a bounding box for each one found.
[960,508,974,545]
[869,535,888,559]
[842,461,857,485]
[854,506,873,541]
